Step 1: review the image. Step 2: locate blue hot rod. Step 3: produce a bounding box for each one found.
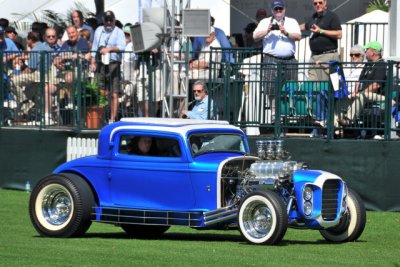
[29,118,366,245]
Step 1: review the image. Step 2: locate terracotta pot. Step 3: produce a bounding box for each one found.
[86,106,105,129]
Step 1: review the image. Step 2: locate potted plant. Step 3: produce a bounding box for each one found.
[83,79,107,129]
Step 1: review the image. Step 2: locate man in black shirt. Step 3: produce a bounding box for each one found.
[339,41,387,126]
[300,0,342,81]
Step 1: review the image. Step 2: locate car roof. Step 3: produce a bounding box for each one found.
[119,117,230,127]
[97,118,245,157]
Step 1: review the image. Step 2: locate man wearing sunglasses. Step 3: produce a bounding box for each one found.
[253,0,301,117]
[180,80,215,120]
[338,41,386,127]
[300,0,342,81]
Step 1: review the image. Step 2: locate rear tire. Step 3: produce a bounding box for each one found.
[29,173,94,237]
[121,224,170,238]
[238,191,288,245]
[320,188,366,242]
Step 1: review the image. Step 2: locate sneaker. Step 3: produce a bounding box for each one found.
[373,135,383,140]
[312,120,326,127]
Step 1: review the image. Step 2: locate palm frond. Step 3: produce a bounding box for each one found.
[367,0,389,12]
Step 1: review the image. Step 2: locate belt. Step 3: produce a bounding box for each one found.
[312,49,337,56]
[264,53,295,60]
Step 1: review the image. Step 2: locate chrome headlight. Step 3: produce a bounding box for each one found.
[304,201,313,216]
[303,186,313,201]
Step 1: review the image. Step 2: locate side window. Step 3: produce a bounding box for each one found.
[119,135,181,157]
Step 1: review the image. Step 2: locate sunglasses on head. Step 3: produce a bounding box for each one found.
[314,1,324,6]
[350,53,361,58]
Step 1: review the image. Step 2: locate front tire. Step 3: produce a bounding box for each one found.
[121,224,170,238]
[29,173,94,237]
[238,191,288,245]
[320,188,366,242]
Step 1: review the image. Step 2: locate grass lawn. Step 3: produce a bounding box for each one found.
[0,189,399,267]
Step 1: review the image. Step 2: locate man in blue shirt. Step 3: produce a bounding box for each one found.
[192,16,234,63]
[181,80,215,119]
[90,10,126,123]
[0,26,19,67]
[10,31,53,122]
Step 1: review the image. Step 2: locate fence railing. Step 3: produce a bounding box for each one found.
[1,23,399,140]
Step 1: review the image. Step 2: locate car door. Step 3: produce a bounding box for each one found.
[109,131,195,211]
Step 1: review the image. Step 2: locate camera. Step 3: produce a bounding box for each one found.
[270,23,280,31]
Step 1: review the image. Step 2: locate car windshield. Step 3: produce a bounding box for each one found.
[188,133,246,156]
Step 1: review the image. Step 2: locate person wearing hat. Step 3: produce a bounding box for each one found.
[253,0,301,116]
[338,41,386,127]
[0,26,20,66]
[90,10,126,124]
[5,26,24,50]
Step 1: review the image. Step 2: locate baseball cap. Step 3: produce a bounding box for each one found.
[123,25,131,35]
[103,10,115,21]
[271,0,285,9]
[364,41,382,52]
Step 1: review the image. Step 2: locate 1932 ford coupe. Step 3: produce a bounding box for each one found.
[29,118,366,245]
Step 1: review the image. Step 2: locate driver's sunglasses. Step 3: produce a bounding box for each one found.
[274,7,284,11]
[350,53,361,58]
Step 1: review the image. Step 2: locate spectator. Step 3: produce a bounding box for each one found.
[127,136,156,156]
[85,17,99,32]
[90,10,126,123]
[9,32,53,120]
[253,0,301,115]
[0,18,9,28]
[0,26,20,67]
[243,9,267,49]
[44,28,61,53]
[62,10,94,42]
[189,27,221,80]
[31,22,48,42]
[79,29,92,48]
[300,0,342,81]
[121,25,138,115]
[255,8,268,24]
[54,26,90,91]
[181,80,215,119]
[5,26,24,50]
[343,45,365,94]
[192,16,233,63]
[339,41,386,127]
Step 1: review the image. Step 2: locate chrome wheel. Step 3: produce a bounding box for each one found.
[29,174,94,237]
[35,184,74,231]
[238,191,287,245]
[242,202,274,240]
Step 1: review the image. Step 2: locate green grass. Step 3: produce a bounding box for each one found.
[0,189,399,267]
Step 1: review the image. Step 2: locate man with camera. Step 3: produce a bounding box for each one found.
[300,0,342,81]
[253,0,301,118]
[90,10,125,124]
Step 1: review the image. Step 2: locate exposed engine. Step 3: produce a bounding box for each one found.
[221,140,308,207]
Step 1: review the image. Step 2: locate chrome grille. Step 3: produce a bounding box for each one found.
[322,179,340,220]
